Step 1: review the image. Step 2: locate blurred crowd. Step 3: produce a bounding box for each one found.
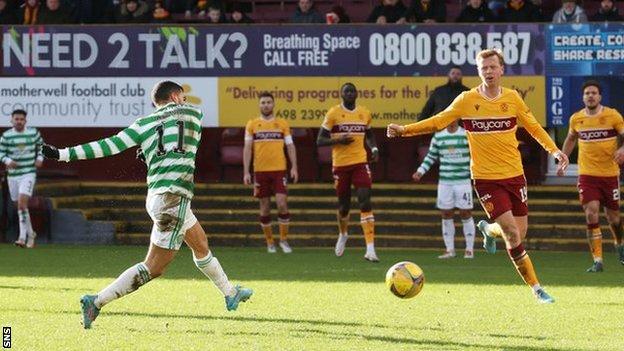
[0,0,621,25]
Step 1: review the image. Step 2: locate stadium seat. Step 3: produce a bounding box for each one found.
[28,196,51,240]
[385,137,419,182]
[220,128,246,182]
[291,128,317,182]
[317,145,334,181]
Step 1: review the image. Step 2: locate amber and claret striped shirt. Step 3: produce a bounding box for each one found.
[402,86,559,180]
[245,117,292,172]
[569,106,624,177]
[322,104,372,168]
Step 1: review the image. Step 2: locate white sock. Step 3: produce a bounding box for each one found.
[366,243,375,253]
[194,251,236,297]
[95,262,152,309]
[441,219,455,252]
[462,217,475,251]
[531,284,542,293]
[17,209,30,241]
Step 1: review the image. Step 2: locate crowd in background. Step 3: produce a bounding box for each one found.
[0,0,621,25]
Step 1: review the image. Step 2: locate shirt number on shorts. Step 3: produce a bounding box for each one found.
[613,189,620,201]
[519,186,528,203]
[156,121,186,156]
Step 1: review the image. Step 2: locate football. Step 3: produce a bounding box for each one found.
[385,261,425,299]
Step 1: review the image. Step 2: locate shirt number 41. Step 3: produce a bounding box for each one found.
[155,121,186,156]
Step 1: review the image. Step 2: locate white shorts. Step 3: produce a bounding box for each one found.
[436,183,474,210]
[8,173,36,202]
[146,192,198,250]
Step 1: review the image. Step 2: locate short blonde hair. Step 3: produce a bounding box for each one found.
[476,48,504,66]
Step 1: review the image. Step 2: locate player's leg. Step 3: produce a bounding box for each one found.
[438,209,456,258]
[8,176,25,246]
[437,183,456,258]
[184,221,253,310]
[583,201,603,272]
[21,174,37,248]
[473,179,505,254]
[456,183,475,258]
[357,187,378,262]
[459,210,475,258]
[603,177,623,265]
[79,243,172,329]
[259,197,275,253]
[604,207,624,265]
[496,213,552,303]
[355,164,377,262]
[334,166,351,257]
[275,172,292,253]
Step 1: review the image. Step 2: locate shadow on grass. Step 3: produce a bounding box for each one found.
[3,307,394,329]
[1,245,622,287]
[291,328,580,351]
[0,285,87,292]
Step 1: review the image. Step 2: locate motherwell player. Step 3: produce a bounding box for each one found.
[317,82,380,262]
[243,92,298,254]
[387,49,569,303]
[559,81,624,272]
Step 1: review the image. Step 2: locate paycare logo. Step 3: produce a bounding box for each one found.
[578,129,616,141]
[333,124,366,133]
[464,118,516,132]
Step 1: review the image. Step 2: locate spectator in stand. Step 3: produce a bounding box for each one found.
[420,66,470,120]
[73,0,114,23]
[207,4,227,23]
[326,5,350,23]
[38,0,75,24]
[488,0,506,19]
[552,0,587,23]
[367,0,407,24]
[291,0,324,23]
[456,0,494,22]
[21,0,40,24]
[502,0,542,22]
[400,0,446,23]
[590,0,622,22]
[230,3,254,24]
[151,0,172,22]
[0,0,19,23]
[115,0,149,23]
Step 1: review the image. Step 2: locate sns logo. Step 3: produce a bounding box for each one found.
[337,124,365,133]
[470,119,514,132]
[3,327,10,349]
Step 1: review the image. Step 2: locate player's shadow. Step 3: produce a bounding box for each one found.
[290,328,581,351]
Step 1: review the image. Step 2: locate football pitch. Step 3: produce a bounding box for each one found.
[1,244,622,351]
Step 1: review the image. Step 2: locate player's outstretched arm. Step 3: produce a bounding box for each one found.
[44,125,141,162]
[41,144,60,160]
[387,93,466,138]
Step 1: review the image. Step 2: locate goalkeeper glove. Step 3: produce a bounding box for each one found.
[40,144,60,160]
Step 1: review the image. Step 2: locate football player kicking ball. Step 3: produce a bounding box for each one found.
[41,81,252,329]
[559,80,624,272]
[387,49,569,303]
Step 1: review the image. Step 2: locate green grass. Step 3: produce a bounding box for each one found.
[1,244,623,351]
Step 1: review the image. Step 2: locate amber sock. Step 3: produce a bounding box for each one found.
[278,212,290,241]
[260,215,274,246]
[507,243,540,287]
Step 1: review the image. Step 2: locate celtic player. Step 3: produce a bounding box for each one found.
[41,81,252,329]
[412,120,475,259]
[0,109,44,249]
